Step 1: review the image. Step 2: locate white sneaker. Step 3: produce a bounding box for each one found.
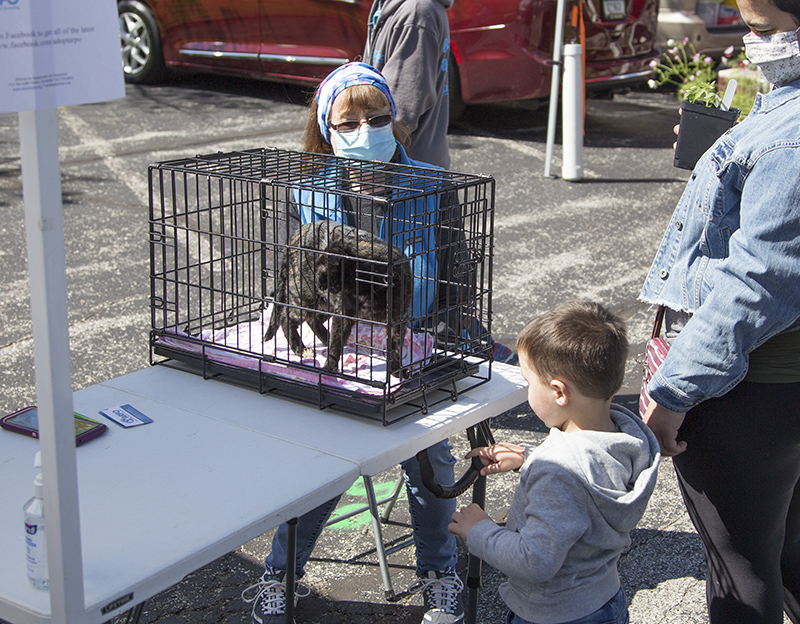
[241,567,310,624]
[415,569,465,624]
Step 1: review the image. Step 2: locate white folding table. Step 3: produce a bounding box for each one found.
[0,362,526,624]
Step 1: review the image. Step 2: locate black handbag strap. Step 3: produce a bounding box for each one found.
[651,306,665,340]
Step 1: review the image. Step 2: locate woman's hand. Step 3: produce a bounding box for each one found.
[466,443,526,475]
[643,401,687,456]
[673,107,682,151]
[448,503,492,540]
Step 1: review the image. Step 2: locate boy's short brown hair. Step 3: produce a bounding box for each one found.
[516,300,628,400]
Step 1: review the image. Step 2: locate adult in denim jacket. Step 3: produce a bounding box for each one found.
[640,0,800,620]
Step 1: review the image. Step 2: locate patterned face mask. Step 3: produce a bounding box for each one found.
[743,27,800,86]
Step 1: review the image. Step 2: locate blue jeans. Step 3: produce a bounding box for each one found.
[506,588,629,624]
[265,438,457,577]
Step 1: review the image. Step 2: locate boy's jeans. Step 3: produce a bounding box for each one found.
[506,587,629,624]
[265,439,457,577]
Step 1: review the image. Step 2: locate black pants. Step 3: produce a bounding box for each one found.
[673,381,800,624]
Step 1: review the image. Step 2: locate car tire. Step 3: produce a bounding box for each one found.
[447,51,466,124]
[119,0,167,84]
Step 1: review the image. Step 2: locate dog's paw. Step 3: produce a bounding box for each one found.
[322,358,341,373]
[390,362,410,380]
[302,347,317,360]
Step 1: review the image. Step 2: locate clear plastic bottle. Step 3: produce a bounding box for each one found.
[24,472,48,590]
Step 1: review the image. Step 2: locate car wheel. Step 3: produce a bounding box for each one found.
[118,0,166,84]
[447,51,466,124]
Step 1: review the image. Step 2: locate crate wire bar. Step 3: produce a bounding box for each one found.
[149,148,495,425]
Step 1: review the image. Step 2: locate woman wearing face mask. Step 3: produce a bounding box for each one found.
[640,0,800,621]
[243,63,479,624]
[296,62,515,358]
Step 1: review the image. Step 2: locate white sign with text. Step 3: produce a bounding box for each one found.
[0,0,125,113]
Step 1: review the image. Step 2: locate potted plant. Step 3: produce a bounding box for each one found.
[672,82,740,170]
[649,39,741,170]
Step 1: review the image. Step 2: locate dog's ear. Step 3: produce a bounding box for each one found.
[318,244,346,294]
[316,264,330,291]
[317,261,342,294]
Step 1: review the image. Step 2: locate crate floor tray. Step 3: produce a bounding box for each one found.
[152,307,488,424]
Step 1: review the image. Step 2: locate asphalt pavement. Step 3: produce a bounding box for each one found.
[0,77,777,623]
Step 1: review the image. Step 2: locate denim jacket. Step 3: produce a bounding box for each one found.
[639,78,800,413]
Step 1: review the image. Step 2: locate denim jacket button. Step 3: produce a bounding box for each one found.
[675,220,683,230]
[659,268,669,279]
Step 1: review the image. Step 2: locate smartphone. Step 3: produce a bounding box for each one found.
[1,406,107,446]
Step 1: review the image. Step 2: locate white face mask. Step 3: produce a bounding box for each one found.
[330,124,397,162]
[743,27,800,86]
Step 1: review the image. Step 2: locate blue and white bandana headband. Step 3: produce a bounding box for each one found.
[316,62,397,144]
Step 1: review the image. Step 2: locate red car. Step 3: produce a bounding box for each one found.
[118,0,659,118]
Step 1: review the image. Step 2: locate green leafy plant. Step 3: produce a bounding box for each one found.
[682,81,723,106]
[649,39,770,115]
[648,38,719,104]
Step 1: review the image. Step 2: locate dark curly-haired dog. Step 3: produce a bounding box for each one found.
[264,220,413,377]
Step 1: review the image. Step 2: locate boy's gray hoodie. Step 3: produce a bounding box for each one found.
[364,0,452,169]
[466,406,661,624]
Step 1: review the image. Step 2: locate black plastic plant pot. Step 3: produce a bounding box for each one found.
[673,100,740,170]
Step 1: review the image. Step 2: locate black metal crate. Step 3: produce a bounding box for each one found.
[149,147,495,425]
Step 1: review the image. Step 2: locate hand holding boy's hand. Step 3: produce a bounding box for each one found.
[448,503,491,540]
[466,443,526,475]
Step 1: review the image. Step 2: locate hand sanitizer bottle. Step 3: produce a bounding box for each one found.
[24,452,48,590]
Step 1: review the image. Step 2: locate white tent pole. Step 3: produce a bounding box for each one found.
[544,0,570,178]
[18,107,85,624]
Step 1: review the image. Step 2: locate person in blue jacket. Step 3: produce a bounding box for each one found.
[243,62,503,624]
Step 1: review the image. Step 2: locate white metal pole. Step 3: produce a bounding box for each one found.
[543,0,569,178]
[18,107,85,624]
[561,43,584,181]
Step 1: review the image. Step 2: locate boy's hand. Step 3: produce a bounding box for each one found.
[466,443,526,475]
[448,503,491,540]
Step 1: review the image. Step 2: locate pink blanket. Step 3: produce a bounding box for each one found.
[155,307,434,395]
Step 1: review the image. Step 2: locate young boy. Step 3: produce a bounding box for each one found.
[448,300,660,624]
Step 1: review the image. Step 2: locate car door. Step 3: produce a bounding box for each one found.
[155,0,263,76]
[260,0,371,84]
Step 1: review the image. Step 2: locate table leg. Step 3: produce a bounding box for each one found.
[285,517,297,624]
[465,471,486,624]
[363,475,395,600]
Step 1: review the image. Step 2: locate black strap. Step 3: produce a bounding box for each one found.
[416,420,495,499]
[651,305,665,340]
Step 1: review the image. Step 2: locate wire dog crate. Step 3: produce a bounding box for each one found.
[149,147,495,425]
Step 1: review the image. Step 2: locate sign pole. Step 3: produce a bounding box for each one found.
[4,0,124,617]
[18,107,85,623]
